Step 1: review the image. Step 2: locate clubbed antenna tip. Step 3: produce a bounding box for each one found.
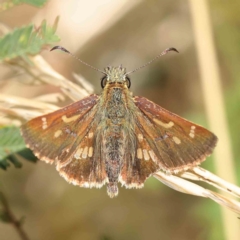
[50,45,70,53]
[126,47,179,75]
[166,47,179,53]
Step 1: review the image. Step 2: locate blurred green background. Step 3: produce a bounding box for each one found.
[0,0,240,240]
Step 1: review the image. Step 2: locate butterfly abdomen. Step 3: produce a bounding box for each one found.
[101,86,130,197]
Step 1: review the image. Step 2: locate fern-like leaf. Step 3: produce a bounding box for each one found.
[0,19,60,61]
[0,126,37,170]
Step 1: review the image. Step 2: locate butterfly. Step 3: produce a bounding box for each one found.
[21,46,217,198]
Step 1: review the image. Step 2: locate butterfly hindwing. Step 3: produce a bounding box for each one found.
[133,96,218,173]
[56,120,108,188]
[119,126,160,188]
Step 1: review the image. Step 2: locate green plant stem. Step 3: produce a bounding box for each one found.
[0,191,30,240]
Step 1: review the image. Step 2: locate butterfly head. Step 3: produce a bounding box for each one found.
[101,66,131,88]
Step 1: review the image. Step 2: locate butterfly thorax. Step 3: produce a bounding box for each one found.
[99,68,134,197]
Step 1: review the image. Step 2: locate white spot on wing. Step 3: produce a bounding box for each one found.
[88,147,93,157]
[153,119,174,128]
[88,132,93,138]
[82,146,88,159]
[138,134,143,142]
[172,136,181,144]
[54,130,62,138]
[62,114,80,123]
[189,133,194,138]
[143,149,150,161]
[137,148,143,159]
[149,150,158,163]
[41,117,48,129]
[189,125,196,138]
[74,148,83,159]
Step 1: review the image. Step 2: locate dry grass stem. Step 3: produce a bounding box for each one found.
[0,107,48,122]
[72,73,94,94]
[181,167,240,198]
[33,93,66,103]
[0,94,59,111]
[31,55,89,100]
[154,170,240,214]
[1,53,93,125]
[0,115,21,126]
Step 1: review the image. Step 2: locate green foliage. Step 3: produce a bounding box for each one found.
[0,19,60,61]
[0,0,48,11]
[14,0,48,7]
[0,126,37,170]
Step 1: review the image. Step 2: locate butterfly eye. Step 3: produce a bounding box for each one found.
[126,76,131,88]
[101,76,108,88]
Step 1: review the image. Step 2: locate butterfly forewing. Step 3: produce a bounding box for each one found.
[21,94,99,164]
[133,96,218,173]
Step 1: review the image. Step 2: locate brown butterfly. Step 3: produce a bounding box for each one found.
[21,46,217,198]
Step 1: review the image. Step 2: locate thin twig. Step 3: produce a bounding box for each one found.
[0,191,30,240]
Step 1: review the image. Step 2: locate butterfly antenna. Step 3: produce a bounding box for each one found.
[50,46,106,74]
[126,47,179,75]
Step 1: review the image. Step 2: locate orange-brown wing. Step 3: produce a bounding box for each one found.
[133,96,217,173]
[56,120,108,188]
[21,94,108,187]
[119,124,160,188]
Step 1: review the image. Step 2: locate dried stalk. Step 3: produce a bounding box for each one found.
[0,192,30,240]
[154,169,240,214]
